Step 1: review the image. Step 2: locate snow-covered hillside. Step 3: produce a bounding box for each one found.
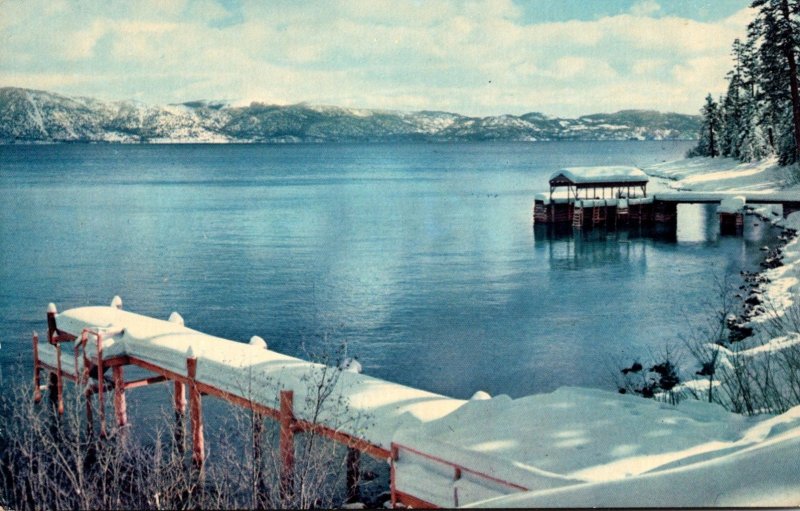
[0,87,701,143]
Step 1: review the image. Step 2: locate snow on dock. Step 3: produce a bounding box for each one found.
[34,292,800,508]
[653,190,800,205]
[38,305,465,450]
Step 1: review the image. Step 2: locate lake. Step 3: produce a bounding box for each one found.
[0,141,779,400]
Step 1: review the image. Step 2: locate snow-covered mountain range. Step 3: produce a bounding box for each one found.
[0,87,700,143]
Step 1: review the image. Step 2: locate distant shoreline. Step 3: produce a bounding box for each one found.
[0,138,697,145]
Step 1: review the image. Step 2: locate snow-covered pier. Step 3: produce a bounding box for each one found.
[28,296,800,507]
[533,167,800,233]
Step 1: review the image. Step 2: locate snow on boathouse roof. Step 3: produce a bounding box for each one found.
[549,166,649,186]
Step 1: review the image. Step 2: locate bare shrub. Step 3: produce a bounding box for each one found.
[0,342,383,510]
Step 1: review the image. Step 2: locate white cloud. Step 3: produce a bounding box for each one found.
[632,59,667,76]
[630,0,661,17]
[0,0,757,117]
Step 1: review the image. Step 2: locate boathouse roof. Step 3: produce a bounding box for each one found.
[549,166,649,186]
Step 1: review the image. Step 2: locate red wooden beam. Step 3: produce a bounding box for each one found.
[123,375,168,390]
[37,361,79,382]
[127,356,187,383]
[194,380,281,421]
[393,442,528,492]
[394,490,438,509]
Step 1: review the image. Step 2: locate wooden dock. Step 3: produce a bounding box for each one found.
[533,167,800,232]
[34,299,552,508]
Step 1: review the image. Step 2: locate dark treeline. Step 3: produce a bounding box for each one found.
[690,0,800,167]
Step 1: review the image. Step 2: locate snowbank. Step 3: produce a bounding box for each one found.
[470,410,800,507]
[399,386,800,507]
[645,157,792,192]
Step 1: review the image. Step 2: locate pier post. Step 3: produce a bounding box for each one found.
[390,444,399,508]
[654,201,677,225]
[32,332,42,403]
[55,342,64,415]
[784,202,800,218]
[279,390,295,501]
[48,372,60,414]
[187,356,205,470]
[345,447,361,503]
[46,303,58,348]
[173,381,187,455]
[112,366,127,430]
[252,412,266,505]
[719,212,744,235]
[96,334,107,438]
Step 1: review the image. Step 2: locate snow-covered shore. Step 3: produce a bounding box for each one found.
[467,158,800,508]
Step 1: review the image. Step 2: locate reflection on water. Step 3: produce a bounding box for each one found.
[535,225,650,271]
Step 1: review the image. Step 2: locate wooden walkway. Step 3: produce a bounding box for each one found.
[653,191,800,212]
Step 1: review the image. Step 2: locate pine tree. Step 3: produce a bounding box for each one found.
[716,37,771,161]
[750,0,800,163]
[720,49,744,159]
[689,94,722,157]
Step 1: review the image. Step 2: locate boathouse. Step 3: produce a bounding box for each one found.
[533,166,653,227]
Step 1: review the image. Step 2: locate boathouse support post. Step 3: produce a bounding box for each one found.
[174,380,187,455]
[187,355,205,471]
[112,366,127,430]
[279,390,295,501]
[32,332,42,403]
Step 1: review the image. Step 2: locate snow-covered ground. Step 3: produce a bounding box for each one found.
[647,156,797,192]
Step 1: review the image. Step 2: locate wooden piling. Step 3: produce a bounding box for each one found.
[96,334,106,437]
[187,356,205,470]
[46,306,57,347]
[252,412,266,503]
[48,371,59,412]
[719,212,744,235]
[55,342,64,415]
[390,444,399,508]
[346,447,361,503]
[279,390,295,500]
[174,380,187,454]
[113,366,127,429]
[32,332,42,403]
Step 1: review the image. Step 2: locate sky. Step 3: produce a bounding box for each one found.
[0,0,755,118]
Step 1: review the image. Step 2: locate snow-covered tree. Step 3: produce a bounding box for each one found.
[688,94,722,157]
[750,0,800,164]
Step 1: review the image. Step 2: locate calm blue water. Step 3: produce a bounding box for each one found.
[0,142,779,399]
